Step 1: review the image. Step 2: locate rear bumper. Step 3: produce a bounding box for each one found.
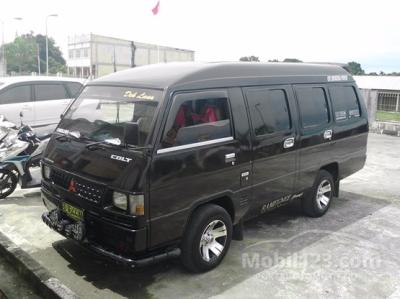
[41,191,180,267]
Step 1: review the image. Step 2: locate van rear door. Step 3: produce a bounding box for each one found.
[244,85,298,214]
[293,85,334,191]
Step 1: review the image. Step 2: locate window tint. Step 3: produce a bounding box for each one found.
[246,88,291,136]
[0,85,31,104]
[66,82,82,98]
[329,86,361,121]
[34,84,68,101]
[296,87,329,128]
[162,97,232,148]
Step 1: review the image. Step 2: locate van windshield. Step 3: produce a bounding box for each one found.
[59,86,162,146]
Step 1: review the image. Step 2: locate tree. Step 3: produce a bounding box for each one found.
[239,56,260,62]
[35,34,66,74]
[4,32,66,75]
[283,58,302,63]
[4,35,37,74]
[347,61,365,75]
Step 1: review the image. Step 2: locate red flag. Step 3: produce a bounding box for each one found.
[152,0,160,15]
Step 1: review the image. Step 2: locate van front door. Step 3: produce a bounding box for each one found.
[149,89,251,247]
[245,85,298,215]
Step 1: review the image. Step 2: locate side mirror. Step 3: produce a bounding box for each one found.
[124,122,140,146]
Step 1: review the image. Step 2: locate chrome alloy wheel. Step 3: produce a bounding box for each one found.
[199,220,227,262]
[316,179,332,210]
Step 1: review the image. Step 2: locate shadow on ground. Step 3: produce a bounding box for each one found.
[37,191,390,298]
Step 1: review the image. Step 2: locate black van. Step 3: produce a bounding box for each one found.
[41,62,368,272]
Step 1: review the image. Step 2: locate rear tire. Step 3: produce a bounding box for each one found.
[181,204,232,273]
[302,170,334,217]
[0,169,18,199]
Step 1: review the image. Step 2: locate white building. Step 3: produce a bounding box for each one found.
[67,34,195,78]
[354,76,400,113]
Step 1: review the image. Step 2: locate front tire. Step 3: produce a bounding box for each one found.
[181,204,232,272]
[0,169,18,199]
[302,170,334,217]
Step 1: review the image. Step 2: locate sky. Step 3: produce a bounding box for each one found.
[1,0,399,73]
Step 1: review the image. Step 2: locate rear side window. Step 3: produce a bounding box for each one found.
[66,82,82,98]
[296,87,330,128]
[329,86,361,121]
[0,85,31,104]
[161,96,232,149]
[246,88,291,136]
[34,84,68,101]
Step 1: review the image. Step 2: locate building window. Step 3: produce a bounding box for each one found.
[75,49,80,59]
[83,48,89,58]
[68,50,74,59]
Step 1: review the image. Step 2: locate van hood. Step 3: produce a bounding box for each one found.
[43,135,149,192]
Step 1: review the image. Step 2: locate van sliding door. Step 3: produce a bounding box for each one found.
[244,85,298,215]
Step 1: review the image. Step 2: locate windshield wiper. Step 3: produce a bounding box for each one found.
[56,131,92,144]
[86,139,122,150]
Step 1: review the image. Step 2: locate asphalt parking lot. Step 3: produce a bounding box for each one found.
[0,133,399,299]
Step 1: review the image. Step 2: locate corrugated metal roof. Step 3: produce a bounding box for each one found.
[354,76,400,91]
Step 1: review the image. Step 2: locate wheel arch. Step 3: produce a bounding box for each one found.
[320,162,339,196]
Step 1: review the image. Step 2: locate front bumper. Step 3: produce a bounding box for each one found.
[41,210,180,267]
[41,190,180,267]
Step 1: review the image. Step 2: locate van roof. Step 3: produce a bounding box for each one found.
[91,62,353,90]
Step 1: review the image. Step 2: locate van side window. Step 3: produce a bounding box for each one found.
[0,85,31,104]
[296,87,330,129]
[246,88,291,136]
[161,97,232,148]
[329,86,361,121]
[34,84,68,101]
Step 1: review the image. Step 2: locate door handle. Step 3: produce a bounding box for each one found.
[225,153,236,163]
[283,137,295,149]
[323,130,333,140]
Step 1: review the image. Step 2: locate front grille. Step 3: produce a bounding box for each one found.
[50,169,107,204]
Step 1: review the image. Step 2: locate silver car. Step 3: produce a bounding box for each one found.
[0,76,84,127]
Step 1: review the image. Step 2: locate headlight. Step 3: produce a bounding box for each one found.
[112,192,144,215]
[42,165,51,180]
[113,192,128,211]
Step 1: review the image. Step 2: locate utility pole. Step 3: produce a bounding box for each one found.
[37,43,41,75]
[46,14,58,76]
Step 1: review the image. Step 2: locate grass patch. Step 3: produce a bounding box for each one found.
[376,111,400,122]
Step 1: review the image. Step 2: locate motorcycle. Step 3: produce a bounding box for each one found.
[0,115,51,199]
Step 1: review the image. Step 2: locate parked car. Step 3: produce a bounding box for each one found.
[0,76,84,127]
[40,62,368,272]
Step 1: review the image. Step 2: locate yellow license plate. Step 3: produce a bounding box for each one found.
[62,202,84,221]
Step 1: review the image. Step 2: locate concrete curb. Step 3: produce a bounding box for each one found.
[0,231,78,299]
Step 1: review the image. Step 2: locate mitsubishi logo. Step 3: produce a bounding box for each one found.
[68,179,77,193]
